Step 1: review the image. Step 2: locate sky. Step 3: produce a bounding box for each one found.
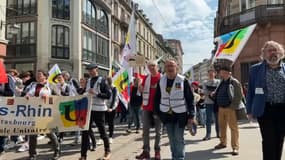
[133,0,218,73]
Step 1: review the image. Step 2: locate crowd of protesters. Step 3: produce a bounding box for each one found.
[0,40,284,160]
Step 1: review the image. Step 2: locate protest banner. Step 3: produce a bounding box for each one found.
[0,95,92,136]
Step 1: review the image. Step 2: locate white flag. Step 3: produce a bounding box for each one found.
[120,11,136,82]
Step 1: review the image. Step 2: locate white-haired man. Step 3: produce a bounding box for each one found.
[246,40,285,160]
[136,60,162,160]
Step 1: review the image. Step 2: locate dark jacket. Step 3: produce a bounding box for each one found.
[215,76,243,110]
[90,76,111,99]
[0,75,15,97]
[130,86,142,107]
[246,61,285,117]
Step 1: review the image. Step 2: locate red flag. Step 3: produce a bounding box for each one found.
[0,59,7,83]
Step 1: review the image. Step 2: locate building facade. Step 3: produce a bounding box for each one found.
[215,0,285,84]
[5,0,111,78]
[111,0,174,74]
[165,39,184,73]
[5,0,177,78]
[189,59,211,82]
[0,0,8,58]
[155,34,175,73]
[111,0,131,63]
[136,9,156,62]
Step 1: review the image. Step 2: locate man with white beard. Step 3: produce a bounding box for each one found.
[246,41,285,160]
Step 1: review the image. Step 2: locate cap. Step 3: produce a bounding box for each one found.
[86,64,98,70]
[219,66,232,72]
[147,60,157,66]
[191,81,199,87]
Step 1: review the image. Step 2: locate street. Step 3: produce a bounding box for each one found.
[2,121,284,160]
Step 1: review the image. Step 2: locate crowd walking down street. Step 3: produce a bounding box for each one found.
[1,0,285,159]
[1,41,285,160]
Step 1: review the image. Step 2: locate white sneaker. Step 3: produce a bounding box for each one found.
[17,143,29,152]
[109,138,113,144]
[97,139,103,145]
[16,136,25,144]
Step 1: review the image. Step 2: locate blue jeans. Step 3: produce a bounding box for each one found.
[0,136,5,153]
[199,108,206,126]
[128,106,141,130]
[165,122,185,160]
[205,104,219,137]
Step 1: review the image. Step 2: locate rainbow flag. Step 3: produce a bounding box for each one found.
[59,97,88,128]
[48,64,61,84]
[112,68,130,108]
[213,24,256,63]
[109,62,121,77]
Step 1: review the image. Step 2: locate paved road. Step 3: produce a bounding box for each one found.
[1,121,285,160]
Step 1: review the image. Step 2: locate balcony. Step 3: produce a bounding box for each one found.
[218,4,285,35]
[120,13,129,28]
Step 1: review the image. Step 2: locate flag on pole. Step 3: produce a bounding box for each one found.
[213,24,256,63]
[0,59,8,83]
[120,11,136,83]
[109,62,121,77]
[121,11,137,68]
[48,64,61,84]
[112,11,136,108]
[112,68,130,108]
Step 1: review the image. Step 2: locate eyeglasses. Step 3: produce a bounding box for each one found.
[265,48,277,52]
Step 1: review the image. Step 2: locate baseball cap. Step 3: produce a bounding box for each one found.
[220,66,232,72]
[86,64,98,70]
[191,81,199,87]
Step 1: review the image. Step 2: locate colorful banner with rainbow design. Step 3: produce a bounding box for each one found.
[48,64,61,84]
[213,24,256,63]
[0,95,92,136]
[112,68,130,108]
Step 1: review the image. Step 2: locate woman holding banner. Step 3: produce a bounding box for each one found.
[25,70,60,160]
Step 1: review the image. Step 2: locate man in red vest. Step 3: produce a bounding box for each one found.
[135,60,161,160]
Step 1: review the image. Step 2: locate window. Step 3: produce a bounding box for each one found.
[51,25,70,59]
[97,36,109,66]
[267,0,283,4]
[121,8,125,21]
[52,0,70,20]
[114,2,118,17]
[82,29,96,62]
[97,9,109,35]
[6,22,36,57]
[240,0,255,11]
[138,22,141,33]
[7,0,37,17]
[114,23,119,42]
[82,0,96,28]
[121,30,127,43]
[114,46,119,62]
[137,40,141,53]
[82,29,109,67]
[248,0,255,8]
